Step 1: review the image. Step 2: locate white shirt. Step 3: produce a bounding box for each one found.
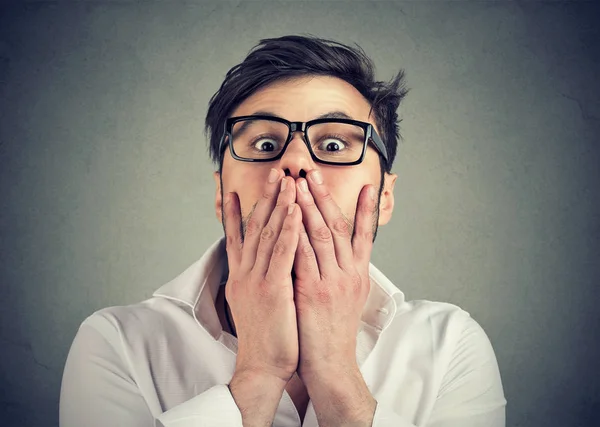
[60,237,506,427]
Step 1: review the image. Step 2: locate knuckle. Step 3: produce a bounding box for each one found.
[275,199,289,209]
[255,279,274,300]
[225,278,242,300]
[349,273,362,295]
[245,218,261,236]
[228,278,242,290]
[315,287,332,305]
[261,274,283,297]
[226,234,243,251]
[275,190,292,207]
[300,242,314,257]
[357,225,375,242]
[272,240,288,257]
[320,190,333,202]
[303,197,317,208]
[332,217,352,237]
[319,270,331,282]
[310,225,332,242]
[359,200,373,215]
[260,225,276,242]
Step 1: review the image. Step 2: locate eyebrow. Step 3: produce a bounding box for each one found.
[249,110,354,121]
[230,110,356,140]
[314,111,354,120]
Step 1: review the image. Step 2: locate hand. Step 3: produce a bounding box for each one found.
[223,169,302,383]
[292,170,377,379]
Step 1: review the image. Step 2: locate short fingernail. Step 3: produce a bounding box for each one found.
[281,177,288,191]
[310,170,323,185]
[268,168,279,183]
[369,186,376,201]
[288,203,296,215]
[299,180,308,193]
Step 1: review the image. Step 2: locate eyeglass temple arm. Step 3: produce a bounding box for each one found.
[219,122,229,152]
[370,129,388,162]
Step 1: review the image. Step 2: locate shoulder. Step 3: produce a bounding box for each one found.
[76,296,194,352]
[389,298,496,364]
[395,298,472,333]
[400,301,506,406]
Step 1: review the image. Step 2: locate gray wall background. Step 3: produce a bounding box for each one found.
[1,1,599,426]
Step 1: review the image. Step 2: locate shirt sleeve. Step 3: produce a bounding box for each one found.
[155,385,242,427]
[59,318,243,427]
[371,315,506,427]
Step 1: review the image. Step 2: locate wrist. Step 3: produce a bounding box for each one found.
[299,359,360,384]
[232,366,290,389]
[301,365,362,395]
[229,368,289,427]
[304,371,376,427]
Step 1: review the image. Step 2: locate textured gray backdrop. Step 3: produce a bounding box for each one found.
[1,1,599,426]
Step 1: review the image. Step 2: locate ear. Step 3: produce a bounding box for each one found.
[213,171,223,223]
[378,172,397,226]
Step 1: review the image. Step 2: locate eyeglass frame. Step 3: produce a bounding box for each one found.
[219,115,389,167]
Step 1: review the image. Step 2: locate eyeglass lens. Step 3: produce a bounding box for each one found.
[230,119,365,163]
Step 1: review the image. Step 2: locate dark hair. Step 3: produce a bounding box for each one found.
[204,34,408,174]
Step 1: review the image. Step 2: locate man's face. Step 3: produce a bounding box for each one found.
[213,75,397,240]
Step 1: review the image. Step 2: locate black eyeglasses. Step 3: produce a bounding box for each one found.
[219,115,388,166]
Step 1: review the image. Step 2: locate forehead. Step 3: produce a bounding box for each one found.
[231,76,374,124]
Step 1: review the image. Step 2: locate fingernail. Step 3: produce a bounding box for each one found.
[268,168,279,183]
[369,186,376,201]
[288,203,296,215]
[310,170,323,185]
[281,177,288,191]
[299,180,308,193]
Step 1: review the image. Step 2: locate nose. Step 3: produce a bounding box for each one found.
[278,131,313,180]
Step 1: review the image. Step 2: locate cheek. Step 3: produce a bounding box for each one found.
[325,175,364,217]
[222,161,271,216]
[322,161,380,217]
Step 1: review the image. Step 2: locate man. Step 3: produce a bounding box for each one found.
[60,35,506,427]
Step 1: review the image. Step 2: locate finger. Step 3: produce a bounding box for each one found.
[305,170,354,269]
[253,176,297,277]
[223,192,243,274]
[293,222,319,281]
[240,168,284,271]
[295,177,338,278]
[265,203,301,284]
[352,184,377,265]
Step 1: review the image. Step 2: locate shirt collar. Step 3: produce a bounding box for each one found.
[153,237,405,338]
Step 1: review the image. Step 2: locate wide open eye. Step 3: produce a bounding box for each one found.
[317,138,347,152]
[253,137,280,152]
